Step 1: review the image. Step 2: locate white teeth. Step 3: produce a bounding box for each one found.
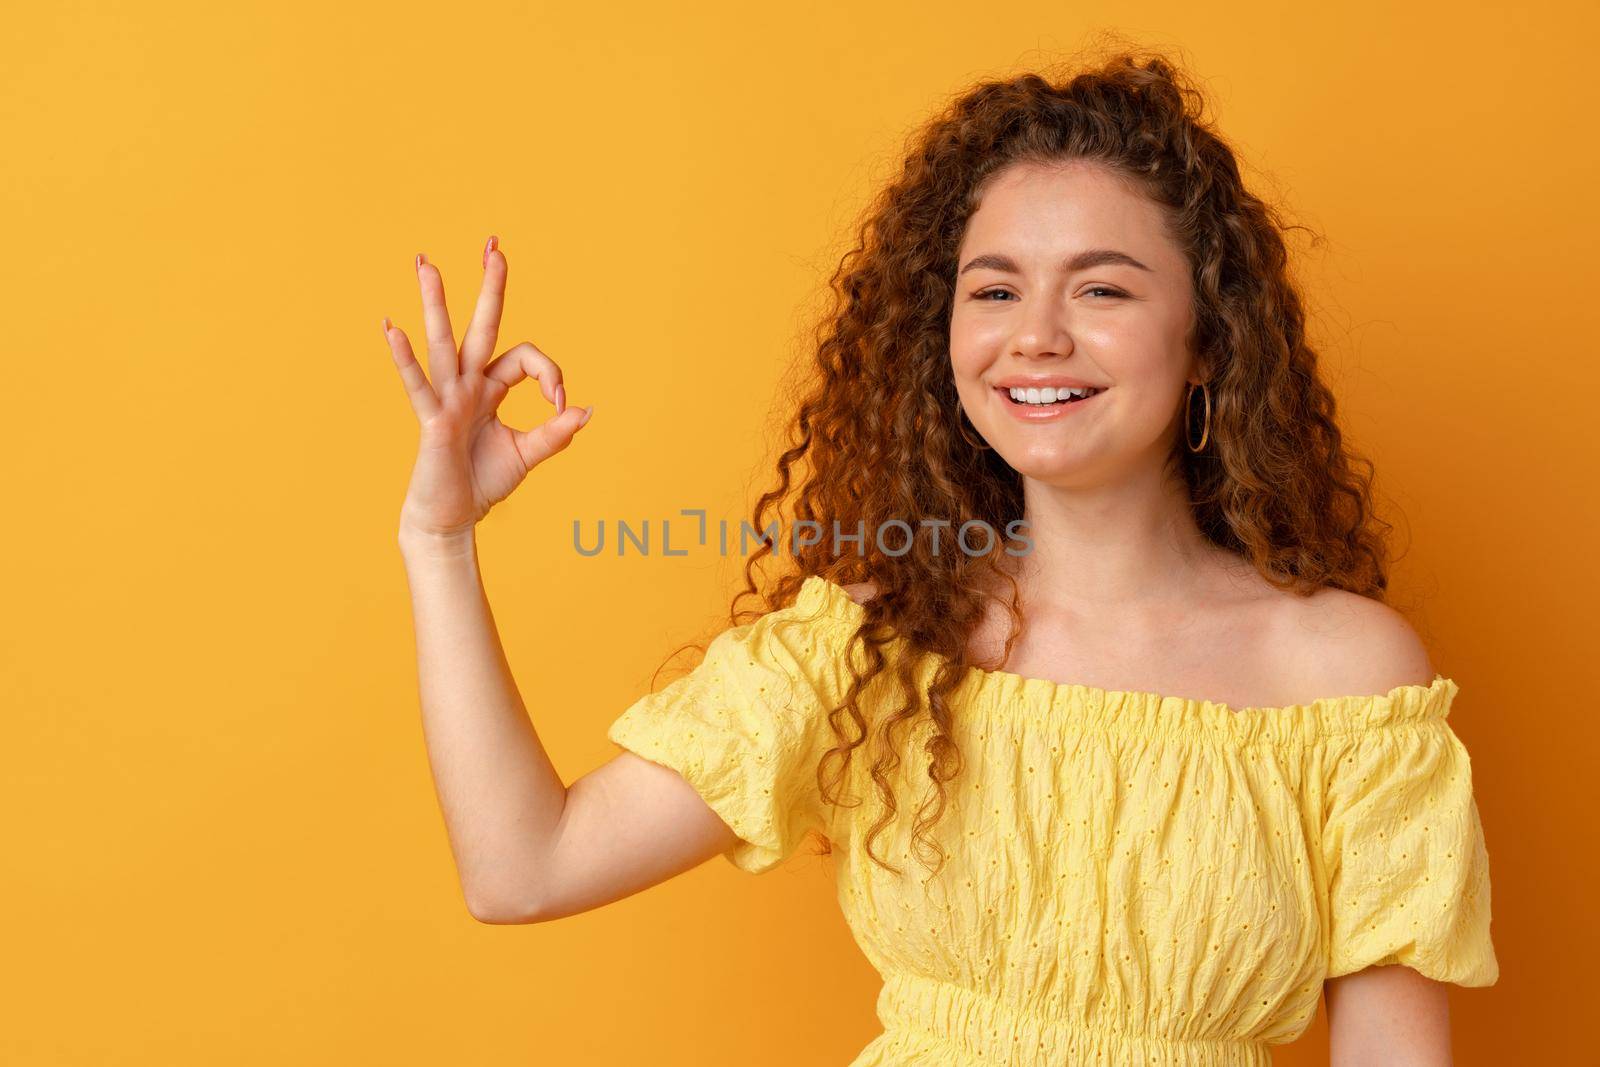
[1007,386,1096,405]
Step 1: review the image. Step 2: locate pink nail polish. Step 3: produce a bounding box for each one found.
[415,252,427,272]
[555,383,566,415]
[381,315,392,337]
[579,404,594,427]
[482,235,498,268]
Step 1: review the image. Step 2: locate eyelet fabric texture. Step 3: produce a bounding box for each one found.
[607,576,1498,1065]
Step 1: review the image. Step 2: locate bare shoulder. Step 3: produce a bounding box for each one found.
[840,580,879,606]
[1276,585,1437,697]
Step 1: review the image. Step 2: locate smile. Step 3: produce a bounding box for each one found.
[993,385,1106,421]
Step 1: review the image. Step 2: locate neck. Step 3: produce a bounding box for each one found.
[997,461,1233,612]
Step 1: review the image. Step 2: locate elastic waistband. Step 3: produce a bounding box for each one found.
[877,973,1271,1067]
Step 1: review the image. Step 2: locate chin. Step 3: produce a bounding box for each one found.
[995,445,1096,482]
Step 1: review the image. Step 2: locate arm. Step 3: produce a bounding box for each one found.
[400,529,741,923]
[1325,966,1453,1065]
[400,527,560,922]
[386,241,739,923]
[1301,592,1477,1063]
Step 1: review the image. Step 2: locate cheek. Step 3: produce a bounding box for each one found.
[1080,313,1157,352]
[948,326,994,379]
[1087,316,1188,381]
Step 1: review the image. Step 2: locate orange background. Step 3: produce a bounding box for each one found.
[2,2,1593,1064]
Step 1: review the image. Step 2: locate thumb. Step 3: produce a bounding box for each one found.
[514,404,593,470]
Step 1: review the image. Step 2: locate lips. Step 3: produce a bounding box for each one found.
[993,384,1106,422]
[995,385,1104,405]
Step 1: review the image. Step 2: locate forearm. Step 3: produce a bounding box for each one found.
[399,527,566,921]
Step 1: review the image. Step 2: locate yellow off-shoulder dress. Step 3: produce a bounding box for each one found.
[607,576,1498,1066]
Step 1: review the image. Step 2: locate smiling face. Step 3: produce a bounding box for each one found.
[949,159,1200,486]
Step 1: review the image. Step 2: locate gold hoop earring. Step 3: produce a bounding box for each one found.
[955,397,992,451]
[1185,381,1212,453]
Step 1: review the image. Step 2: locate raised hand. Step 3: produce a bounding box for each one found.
[383,237,592,542]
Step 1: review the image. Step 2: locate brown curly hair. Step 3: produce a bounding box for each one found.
[657,41,1396,880]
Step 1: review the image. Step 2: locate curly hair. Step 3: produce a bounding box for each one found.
[656,42,1396,880]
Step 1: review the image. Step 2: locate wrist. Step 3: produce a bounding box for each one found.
[398,521,478,562]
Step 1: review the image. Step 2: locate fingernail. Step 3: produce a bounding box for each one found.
[482,235,498,268]
[578,404,594,427]
[415,252,427,272]
[381,315,392,338]
[555,383,566,415]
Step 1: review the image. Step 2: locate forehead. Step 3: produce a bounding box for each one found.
[960,160,1177,260]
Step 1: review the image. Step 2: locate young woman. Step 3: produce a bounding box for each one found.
[382,51,1497,1066]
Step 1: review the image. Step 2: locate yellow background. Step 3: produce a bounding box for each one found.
[2,2,1593,1063]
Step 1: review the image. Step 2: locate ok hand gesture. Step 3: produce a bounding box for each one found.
[383,238,591,542]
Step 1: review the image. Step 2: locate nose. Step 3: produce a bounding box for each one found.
[1009,298,1073,360]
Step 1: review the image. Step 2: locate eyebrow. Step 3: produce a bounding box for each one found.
[957,249,1154,276]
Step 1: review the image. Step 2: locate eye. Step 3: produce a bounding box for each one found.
[970,286,1127,302]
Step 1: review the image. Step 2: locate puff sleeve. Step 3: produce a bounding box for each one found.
[606,578,857,875]
[1319,683,1498,986]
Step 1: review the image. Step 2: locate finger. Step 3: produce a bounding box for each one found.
[513,405,592,470]
[483,341,564,409]
[383,318,441,420]
[415,254,459,384]
[460,236,505,375]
